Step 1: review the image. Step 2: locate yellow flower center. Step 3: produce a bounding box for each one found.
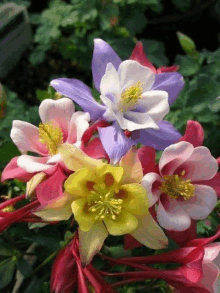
[160,171,195,200]
[86,173,123,220]
[118,81,143,112]
[38,121,63,156]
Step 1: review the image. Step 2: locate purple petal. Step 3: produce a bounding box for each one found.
[92,39,122,92]
[50,78,106,120]
[131,121,181,150]
[98,122,134,165]
[152,72,185,105]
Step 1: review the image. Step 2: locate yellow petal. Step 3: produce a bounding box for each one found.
[78,222,108,266]
[34,192,73,221]
[58,143,103,171]
[34,206,72,221]
[96,164,124,187]
[131,213,168,249]
[64,168,96,197]
[119,183,149,215]
[71,198,97,232]
[119,146,143,184]
[26,172,46,198]
[104,209,138,236]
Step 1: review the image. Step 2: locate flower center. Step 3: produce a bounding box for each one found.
[118,81,143,112]
[159,171,195,200]
[38,121,63,156]
[86,174,123,221]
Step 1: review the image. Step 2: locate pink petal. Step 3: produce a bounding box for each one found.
[1,157,34,182]
[157,198,191,231]
[141,172,162,206]
[17,155,52,173]
[66,111,90,144]
[11,121,48,155]
[39,98,75,141]
[196,262,219,293]
[129,41,156,73]
[137,146,158,175]
[194,172,220,198]
[176,147,218,181]
[81,138,109,160]
[180,185,217,220]
[179,120,204,147]
[159,141,194,176]
[35,165,67,205]
[81,120,110,144]
[204,243,220,262]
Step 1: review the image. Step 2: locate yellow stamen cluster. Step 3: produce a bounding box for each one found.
[160,171,195,200]
[87,180,123,221]
[38,121,63,156]
[118,81,143,112]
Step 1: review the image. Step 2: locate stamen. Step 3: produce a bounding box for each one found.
[118,81,143,112]
[39,121,63,156]
[160,171,195,200]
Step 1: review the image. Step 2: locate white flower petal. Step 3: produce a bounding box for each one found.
[79,222,108,266]
[138,90,169,121]
[141,172,162,206]
[157,199,191,231]
[204,243,220,262]
[159,141,194,176]
[39,98,75,135]
[124,111,159,131]
[17,155,52,173]
[131,213,168,249]
[180,184,217,220]
[66,111,90,144]
[10,120,47,155]
[181,147,218,181]
[47,153,62,164]
[34,206,72,221]
[100,63,121,102]
[118,60,155,92]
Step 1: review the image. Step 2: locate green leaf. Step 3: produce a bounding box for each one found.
[175,55,200,76]
[25,276,44,293]
[0,142,20,163]
[0,257,16,289]
[186,74,220,112]
[0,247,14,257]
[172,0,191,11]
[125,10,147,35]
[209,97,220,112]
[17,258,34,277]
[104,246,132,258]
[36,89,51,102]
[141,39,169,67]
[28,223,49,230]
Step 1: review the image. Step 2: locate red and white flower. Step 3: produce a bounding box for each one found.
[141,141,218,231]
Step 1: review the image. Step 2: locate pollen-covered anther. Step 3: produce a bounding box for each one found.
[160,171,195,200]
[118,81,143,112]
[38,121,63,156]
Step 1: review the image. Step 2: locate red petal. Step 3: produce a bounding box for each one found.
[82,138,109,161]
[156,65,179,73]
[1,157,34,182]
[124,234,142,250]
[137,146,157,175]
[179,120,204,147]
[129,42,156,73]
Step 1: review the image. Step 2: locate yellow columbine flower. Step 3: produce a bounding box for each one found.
[35,144,168,265]
[64,163,148,235]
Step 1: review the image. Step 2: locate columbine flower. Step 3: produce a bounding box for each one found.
[50,39,185,164]
[141,141,218,231]
[99,60,169,132]
[35,145,168,265]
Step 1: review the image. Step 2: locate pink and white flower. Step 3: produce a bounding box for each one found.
[2,98,90,179]
[141,141,218,231]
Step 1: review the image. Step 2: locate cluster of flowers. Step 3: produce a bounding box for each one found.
[1,39,220,292]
